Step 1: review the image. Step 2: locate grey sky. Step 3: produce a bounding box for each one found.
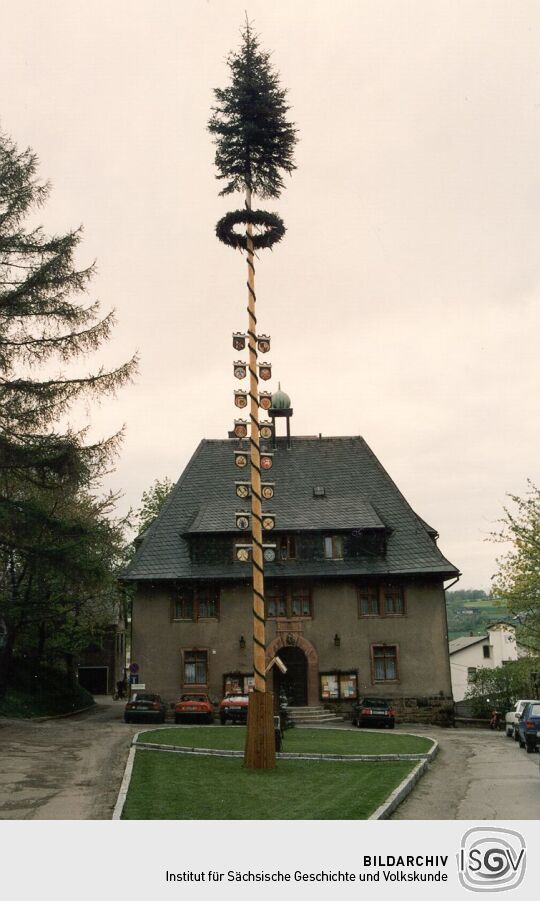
[1,0,539,589]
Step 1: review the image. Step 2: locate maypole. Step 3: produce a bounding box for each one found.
[209,20,297,769]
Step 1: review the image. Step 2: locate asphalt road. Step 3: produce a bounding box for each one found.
[391,724,540,819]
[0,704,538,819]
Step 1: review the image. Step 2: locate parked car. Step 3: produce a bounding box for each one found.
[174,693,214,724]
[352,697,395,729]
[124,692,167,724]
[516,701,540,753]
[219,693,249,724]
[505,699,536,738]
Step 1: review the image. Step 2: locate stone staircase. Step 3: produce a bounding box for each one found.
[286,705,345,726]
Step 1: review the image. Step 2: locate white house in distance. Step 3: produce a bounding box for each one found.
[449,622,519,702]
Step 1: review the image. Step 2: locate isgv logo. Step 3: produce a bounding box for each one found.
[458,827,526,892]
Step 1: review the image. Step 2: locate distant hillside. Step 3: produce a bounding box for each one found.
[445,589,510,641]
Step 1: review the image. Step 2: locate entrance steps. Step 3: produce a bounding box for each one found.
[286,706,344,726]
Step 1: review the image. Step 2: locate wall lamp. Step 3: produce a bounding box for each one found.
[239,635,246,650]
[334,633,341,648]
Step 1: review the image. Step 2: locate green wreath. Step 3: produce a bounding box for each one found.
[216,209,285,250]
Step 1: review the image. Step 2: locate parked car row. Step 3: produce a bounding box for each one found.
[123,692,250,725]
[505,699,540,753]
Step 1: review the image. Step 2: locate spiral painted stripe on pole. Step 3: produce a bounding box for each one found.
[244,190,267,696]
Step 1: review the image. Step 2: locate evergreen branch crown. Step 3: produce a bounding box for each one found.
[208,20,298,199]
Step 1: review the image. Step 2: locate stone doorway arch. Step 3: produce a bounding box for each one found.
[266,633,319,707]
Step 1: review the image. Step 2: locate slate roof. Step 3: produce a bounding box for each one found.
[188,496,385,533]
[123,436,459,582]
[449,634,488,654]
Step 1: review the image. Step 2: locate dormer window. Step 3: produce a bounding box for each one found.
[324,535,343,559]
[279,535,297,560]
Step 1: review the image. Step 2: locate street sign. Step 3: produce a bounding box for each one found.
[129,662,139,674]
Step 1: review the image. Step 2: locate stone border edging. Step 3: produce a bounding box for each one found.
[369,741,439,820]
[112,744,137,820]
[132,739,435,762]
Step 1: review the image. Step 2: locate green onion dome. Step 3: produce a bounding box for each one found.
[271,383,291,410]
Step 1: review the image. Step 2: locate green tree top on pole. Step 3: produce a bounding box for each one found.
[208,19,298,199]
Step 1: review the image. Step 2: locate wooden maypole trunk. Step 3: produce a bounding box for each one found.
[244,187,276,770]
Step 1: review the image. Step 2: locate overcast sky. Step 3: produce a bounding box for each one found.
[1,0,539,590]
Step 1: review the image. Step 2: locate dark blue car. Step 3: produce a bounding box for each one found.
[516,701,540,753]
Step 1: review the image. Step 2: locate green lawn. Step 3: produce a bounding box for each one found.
[122,751,416,819]
[137,725,433,756]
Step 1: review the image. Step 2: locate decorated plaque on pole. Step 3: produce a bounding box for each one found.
[235,543,252,563]
[235,512,251,530]
[233,332,247,350]
[233,419,248,439]
[262,544,277,563]
[233,361,247,379]
[235,481,251,499]
[257,334,271,354]
[260,452,274,471]
[258,362,272,381]
[234,390,248,409]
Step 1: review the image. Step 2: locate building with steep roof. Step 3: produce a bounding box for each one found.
[123,423,459,720]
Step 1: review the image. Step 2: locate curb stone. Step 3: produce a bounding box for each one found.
[369,742,439,820]
[132,740,435,762]
[113,745,137,820]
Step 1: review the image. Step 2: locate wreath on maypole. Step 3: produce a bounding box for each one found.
[216,208,285,251]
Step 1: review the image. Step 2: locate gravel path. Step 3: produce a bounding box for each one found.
[0,698,136,819]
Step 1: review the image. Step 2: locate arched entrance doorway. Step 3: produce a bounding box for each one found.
[275,646,307,706]
[266,634,319,707]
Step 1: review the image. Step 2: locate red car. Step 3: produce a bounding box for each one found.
[219,693,249,725]
[174,693,214,724]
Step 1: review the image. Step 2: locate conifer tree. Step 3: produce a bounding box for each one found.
[0,131,136,696]
[208,19,297,199]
